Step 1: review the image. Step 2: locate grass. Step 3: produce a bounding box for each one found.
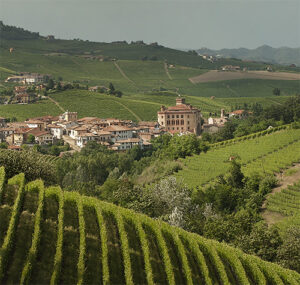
[0,167,299,284]
[0,100,61,121]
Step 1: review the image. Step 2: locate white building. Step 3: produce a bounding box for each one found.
[103,125,133,142]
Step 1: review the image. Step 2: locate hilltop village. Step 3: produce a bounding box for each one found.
[0,95,248,153]
[0,74,252,153]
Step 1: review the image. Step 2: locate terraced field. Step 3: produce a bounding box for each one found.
[0,168,299,284]
[176,127,300,188]
[266,180,300,233]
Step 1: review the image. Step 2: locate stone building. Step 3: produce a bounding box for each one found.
[157,97,202,135]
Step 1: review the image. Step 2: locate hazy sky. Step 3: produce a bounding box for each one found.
[1,0,300,49]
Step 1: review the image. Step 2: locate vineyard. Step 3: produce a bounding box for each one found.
[0,168,299,284]
[0,149,58,183]
[266,180,300,231]
[176,127,300,187]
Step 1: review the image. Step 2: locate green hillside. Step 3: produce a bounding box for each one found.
[0,168,299,284]
[176,126,300,187]
[266,180,300,233]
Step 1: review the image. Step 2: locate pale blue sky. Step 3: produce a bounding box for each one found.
[1,0,299,49]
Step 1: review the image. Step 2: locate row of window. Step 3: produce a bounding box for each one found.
[164,120,190,126]
[167,127,190,131]
[161,115,190,119]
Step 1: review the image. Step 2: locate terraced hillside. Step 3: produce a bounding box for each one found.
[0,168,299,284]
[266,180,300,232]
[176,126,300,187]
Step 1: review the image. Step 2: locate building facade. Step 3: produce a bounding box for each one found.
[157,97,202,135]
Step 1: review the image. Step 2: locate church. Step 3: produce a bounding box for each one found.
[157,97,202,135]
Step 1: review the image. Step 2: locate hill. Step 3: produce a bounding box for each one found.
[0,168,299,284]
[265,179,300,233]
[175,126,300,188]
[197,45,300,66]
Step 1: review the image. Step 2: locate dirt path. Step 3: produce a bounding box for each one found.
[48,96,65,112]
[113,100,141,122]
[261,163,300,225]
[164,62,172,80]
[114,62,136,85]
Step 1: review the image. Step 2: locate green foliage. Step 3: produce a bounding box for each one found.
[0,170,299,284]
[0,149,58,184]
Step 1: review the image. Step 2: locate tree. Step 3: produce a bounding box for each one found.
[226,160,244,189]
[56,81,62,91]
[108,83,115,94]
[273,88,281,96]
[0,142,7,149]
[276,226,300,272]
[26,134,35,144]
[46,79,54,90]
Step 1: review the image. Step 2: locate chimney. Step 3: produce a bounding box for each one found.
[176,97,185,105]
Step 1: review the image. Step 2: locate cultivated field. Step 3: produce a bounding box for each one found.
[0,168,299,284]
[189,70,300,83]
[176,127,300,188]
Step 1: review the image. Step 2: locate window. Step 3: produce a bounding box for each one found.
[187,115,190,118]
[181,115,184,118]
[181,120,184,125]
[188,127,190,130]
[187,121,190,125]
[161,116,163,119]
[172,127,174,130]
[167,115,170,119]
[172,115,175,118]
[172,120,175,125]
[177,127,179,130]
[176,115,179,118]
[176,120,179,125]
[161,121,164,125]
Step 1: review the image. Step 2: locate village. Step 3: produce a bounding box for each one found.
[0,91,248,153]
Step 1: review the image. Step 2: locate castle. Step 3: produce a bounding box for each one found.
[157,97,202,135]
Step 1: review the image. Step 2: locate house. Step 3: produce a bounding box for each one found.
[16,93,32,104]
[47,124,64,139]
[14,86,28,94]
[70,126,90,139]
[207,109,228,126]
[93,130,112,142]
[59,111,78,122]
[12,128,31,145]
[221,65,240,71]
[111,138,145,151]
[0,117,7,128]
[157,97,202,135]
[25,120,44,131]
[229,110,251,119]
[0,127,14,142]
[103,125,134,142]
[75,132,97,148]
[28,129,54,145]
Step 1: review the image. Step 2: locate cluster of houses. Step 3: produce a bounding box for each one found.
[0,96,251,152]
[5,73,49,84]
[203,108,250,133]
[0,111,165,151]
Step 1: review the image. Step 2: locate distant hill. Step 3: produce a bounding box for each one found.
[197,45,300,66]
[1,21,296,71]
[0,21,41,40]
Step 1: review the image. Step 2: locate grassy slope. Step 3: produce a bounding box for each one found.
[1,38,300,120]
[0,169,299,284]
[266,180,300,234]
[175,128,300,188]
[0,100,61,121]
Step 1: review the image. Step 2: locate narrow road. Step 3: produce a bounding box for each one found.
[114,62,136,85]
[48,96,65,112]
[261,162,300,225]
[113,100,142,122]
[164,62,172,80]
